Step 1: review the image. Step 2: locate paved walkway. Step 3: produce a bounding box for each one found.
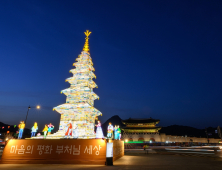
[0,153,222,170]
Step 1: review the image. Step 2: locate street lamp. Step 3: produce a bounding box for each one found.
[22,105,40,139]
[24,105,40,124]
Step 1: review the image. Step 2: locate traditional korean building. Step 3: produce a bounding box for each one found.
[122,118,221,143]
[122,118,162,142]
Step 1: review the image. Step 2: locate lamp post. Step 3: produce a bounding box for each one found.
[22,105,40,139]
[24,105,40,124]
[24,106,31,125]
[205,127,209,144]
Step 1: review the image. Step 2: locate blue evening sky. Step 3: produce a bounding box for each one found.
[0,0,222,130]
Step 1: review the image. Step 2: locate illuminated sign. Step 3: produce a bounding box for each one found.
[106,143,113,158]
[1,139,124,164]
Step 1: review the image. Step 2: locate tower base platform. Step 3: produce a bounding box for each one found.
[0,139,124,164]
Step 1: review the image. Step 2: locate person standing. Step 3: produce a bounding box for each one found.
[47,123,54,135]
[114,125,118,140]
[18,121,25,139]
[31,122,38,137]
[65,121,72,138]
[107,122,114,139]
[42,124,48,139]
[95,120,104,138]
[117,125,121,140]
[73,125,79,139]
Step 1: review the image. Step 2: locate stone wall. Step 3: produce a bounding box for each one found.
[122,133,220,143]
[122,133,161,142]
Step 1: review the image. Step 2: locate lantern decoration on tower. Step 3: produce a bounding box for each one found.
[52,30,102,139]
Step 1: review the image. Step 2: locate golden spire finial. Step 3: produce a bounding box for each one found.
[83,30,91,52]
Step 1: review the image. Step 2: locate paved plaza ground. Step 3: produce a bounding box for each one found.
[0,152,222,170]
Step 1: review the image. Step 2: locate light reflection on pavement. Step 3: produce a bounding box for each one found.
[0,153,222,170]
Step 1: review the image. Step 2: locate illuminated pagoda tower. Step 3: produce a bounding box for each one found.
[51,30,102,139]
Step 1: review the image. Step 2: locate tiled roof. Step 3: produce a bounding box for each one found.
[122,127,161,130]
[122,118,160,124]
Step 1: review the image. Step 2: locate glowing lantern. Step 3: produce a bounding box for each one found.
[7,131,9,134]
[52,30,102,139]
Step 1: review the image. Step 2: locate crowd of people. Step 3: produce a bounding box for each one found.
[16,120,121,140]
[17,121,54,139]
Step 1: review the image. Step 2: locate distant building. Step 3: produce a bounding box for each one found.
[122,118,221,144]
[122,118,161,142]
